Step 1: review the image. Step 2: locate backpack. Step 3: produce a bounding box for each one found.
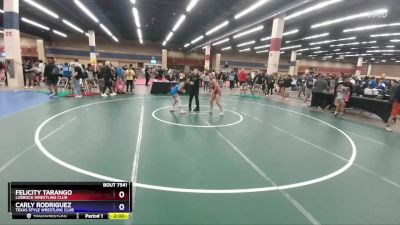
[62,66,71,77]
[115,79,125,93]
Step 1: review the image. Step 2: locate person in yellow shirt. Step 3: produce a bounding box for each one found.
[125,65,136,93]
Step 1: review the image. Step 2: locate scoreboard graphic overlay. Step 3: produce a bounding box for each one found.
[8,182,132,220]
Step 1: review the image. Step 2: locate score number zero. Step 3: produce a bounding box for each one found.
[118,191,126,211]
[102,183,129,211]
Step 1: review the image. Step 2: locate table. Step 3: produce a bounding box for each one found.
[347,96,392,123]
[310,92,335,109]
[311,93,392,123]
[150,81,178,94]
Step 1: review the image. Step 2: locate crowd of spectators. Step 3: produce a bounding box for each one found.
[1,61,399,131]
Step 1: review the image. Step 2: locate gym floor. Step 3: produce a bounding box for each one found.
[0,89,400,225]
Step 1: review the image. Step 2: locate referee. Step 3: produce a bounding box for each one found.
[188,72,200,112]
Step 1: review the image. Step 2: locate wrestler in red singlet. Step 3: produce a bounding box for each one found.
[209,78,223,115]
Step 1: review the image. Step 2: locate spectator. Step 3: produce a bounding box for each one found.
[246,73,253,87]
[229,71,235,90]
[304,73,314,104]
[283,75,293,100]
[222,72,227,85]
[0,62,5,86]
[290,76,297,91]
[238,68,247,85]
[218,72,224,88]
[72,59,82,75]
[253,73,262,85]
[368,77,377,89]
[386,80,400,132]
[158,69,164,80]
[251,71,256,80]
[96,64,104,92]
[234,71,239,87]
[261,73,267,93]
[266,74,275,96]
[43,58,59,98]
[179,71,185,82]
[24,60,35,88]
[101,61,117,97]
[125,65,135,93]
[210,71,216,80]
[313,75,329,93]
[82,65,88,79]
[33,62,41,86]
[298,75,306,98]
[328,74,337,94]
[360,76,369,90]
[203,72,210,91]
[334,76,351,117]
[38,60,45,86]
[115,66,124,81]
[277,76,285,96]
[200,71,205,87]
[145,67,150,86]
[86,64,94,79]
[73,63,83,98]
[377,79,387,93]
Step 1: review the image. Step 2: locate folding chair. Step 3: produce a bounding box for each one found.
[240,83,249,95]
[57,77,69,93]
[252,84,262,96]
[84,78,100,95]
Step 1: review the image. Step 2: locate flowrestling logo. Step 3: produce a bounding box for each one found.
[368,10,387,18]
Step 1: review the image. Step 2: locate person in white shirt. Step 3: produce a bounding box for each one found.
[203,73,210,91]
[38,60,45,84]
[179,72,185,81]
[251,71,256,80]
[33,62,42,87]
[210,71,216,80]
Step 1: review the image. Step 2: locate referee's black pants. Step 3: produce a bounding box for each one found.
[189,90,199,110]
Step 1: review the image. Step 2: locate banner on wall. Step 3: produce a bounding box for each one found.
[150,56,157,64]
[90,52,97,66]
[90,58,97,66]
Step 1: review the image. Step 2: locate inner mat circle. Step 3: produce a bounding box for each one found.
[152,105,244,128]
